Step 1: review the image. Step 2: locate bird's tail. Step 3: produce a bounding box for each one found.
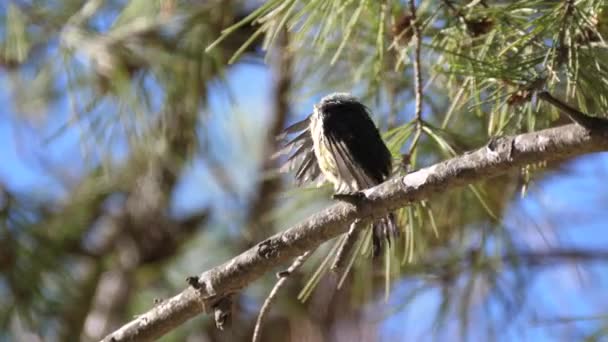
[372,212,399,258]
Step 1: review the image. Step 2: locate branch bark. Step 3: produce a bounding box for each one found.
[102,123,608,341]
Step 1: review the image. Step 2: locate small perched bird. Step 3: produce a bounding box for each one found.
[277,93,397,256]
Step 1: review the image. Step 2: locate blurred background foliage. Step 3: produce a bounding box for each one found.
[1,0,608,341]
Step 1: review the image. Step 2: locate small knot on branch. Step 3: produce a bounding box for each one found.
[257,238,281,259]
[186,276,202,289]
[214,296,232,330]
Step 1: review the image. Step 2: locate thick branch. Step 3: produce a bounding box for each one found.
[103,123,608,341]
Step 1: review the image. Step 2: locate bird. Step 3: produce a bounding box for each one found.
[276,93,398,256]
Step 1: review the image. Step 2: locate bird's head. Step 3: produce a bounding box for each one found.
[314,92,366,118]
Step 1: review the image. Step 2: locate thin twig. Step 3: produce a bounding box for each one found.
[330,219,363,283]
[408,0,424,156]
[409,0,423,123]
[252,250,313,342]
[538,91,608,130]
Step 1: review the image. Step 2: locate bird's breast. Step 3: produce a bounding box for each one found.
[310,113,339,184]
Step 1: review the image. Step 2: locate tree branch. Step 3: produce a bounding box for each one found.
[103,123,608,341]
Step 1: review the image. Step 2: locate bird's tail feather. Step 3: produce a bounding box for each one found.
[372,212,399,258]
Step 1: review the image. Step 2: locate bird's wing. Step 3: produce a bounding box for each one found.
[327,134,375,190]
[323,104,392,186]
[274,115,323,186]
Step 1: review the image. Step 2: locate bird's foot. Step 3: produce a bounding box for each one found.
[486,135,503,152]
[332,191,367,205]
